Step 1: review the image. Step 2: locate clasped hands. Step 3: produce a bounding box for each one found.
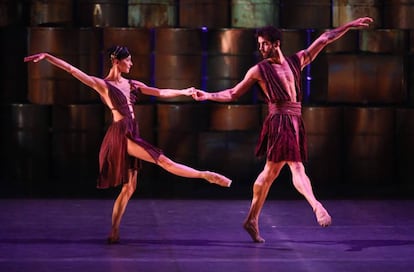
[183,87,210,101]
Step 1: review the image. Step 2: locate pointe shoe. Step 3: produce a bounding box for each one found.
[204,171,232,187]
[314,203,332,227]
[243,220,265,243]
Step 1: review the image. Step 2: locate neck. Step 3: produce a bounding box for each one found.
[267,49,284,64]
[105,68,123,83]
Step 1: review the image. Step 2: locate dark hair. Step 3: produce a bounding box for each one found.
[256,26,282,44]
[108,45,130,60]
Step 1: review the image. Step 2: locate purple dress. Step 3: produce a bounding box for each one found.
[97,80,162,189]
[255,54,307,163]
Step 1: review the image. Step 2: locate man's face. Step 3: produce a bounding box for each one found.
[257,36,278,59]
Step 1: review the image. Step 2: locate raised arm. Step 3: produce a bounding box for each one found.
[24,53,106,95]
[193,66,259,102]
[299,17,374,67]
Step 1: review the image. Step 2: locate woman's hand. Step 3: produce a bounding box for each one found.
[181,87,196,96]
[192,89,210,101]
[24,53,47,63]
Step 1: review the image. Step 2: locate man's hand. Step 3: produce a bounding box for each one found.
[348,17,374,28]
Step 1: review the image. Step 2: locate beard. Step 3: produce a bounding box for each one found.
[260,48,277,59]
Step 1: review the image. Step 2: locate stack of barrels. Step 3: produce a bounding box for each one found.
[1,0,414,197]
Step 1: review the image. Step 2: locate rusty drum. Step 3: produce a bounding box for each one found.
[231,0,279,28]
[0,104,51,194]
[280,0,331,29]
[302,106,344,185]
[30,0,73,26]
[179,0,229,28]
[51,104,104,183]
[343,107,395,185]
[76,0,127,27]
[154,28,202,102]
[128,0,176,28]
[383,0,414,29]
[332,0,382,28]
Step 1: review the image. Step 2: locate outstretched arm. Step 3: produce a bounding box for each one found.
[136,82,195,98]
[299,17,374,67]
[24,53,106,95]
[193,66,259,102]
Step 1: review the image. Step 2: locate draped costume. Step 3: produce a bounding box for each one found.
[255,54,307,162]
[97,80,162,189]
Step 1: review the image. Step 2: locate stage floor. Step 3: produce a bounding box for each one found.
[0,199,413,272]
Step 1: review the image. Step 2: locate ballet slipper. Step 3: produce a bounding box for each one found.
[314,203,332,227]
[204,171,232,187]
[243,220,265,243]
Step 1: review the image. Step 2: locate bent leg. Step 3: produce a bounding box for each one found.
[244,161,284,243]
[108,169,137,244]
[127,139,231,187]
[287,162,331,227]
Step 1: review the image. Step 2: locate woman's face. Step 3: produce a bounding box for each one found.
[116,55,133,73]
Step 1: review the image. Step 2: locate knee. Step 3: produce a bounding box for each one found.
[289,162,305,176]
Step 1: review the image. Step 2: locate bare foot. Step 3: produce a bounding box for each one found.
[203,171,232,187]
[107,229,120,244]
[243,220,265,243]
[314,203,332,227]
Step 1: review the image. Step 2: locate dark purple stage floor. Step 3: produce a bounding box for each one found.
[1,199,413,272]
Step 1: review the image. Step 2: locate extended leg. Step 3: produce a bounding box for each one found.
[108,170,137,244]
[288,162,331,227]
[127,139,231,187]
[244,161,284,243]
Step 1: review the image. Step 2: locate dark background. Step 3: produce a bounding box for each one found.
[1,0,413,200]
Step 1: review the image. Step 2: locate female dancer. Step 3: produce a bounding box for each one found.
[24,46,231,243]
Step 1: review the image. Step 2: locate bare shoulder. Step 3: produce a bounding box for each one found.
[246,65,262,80]
[129,79,147,87]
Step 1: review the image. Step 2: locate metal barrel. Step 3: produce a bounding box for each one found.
[28,27,102,104]
[359,29,407,54]
[383,0,414,29]
[198,130,262,187]
[231,0,279,28]
[75,0,127,27]
[51,104,104,184]
[154,28,202,102]
[29,0,73,26]
[343,107,395,185]
[395,108,414,184]
[0,26,27,104]
[409,34,414,105]
[0,104,51,195]
[332,0,382,28]
[313,29,359,54]
[205,28,256,103]
[302,106,343,185]
[0,0,28,26]
[280,0,331,29]
[310,54,406,104]
[209,104,261,131]
[197,104,262,186]
[128,0,176,28]
[155,104,208,194]
[179,0,230,28]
